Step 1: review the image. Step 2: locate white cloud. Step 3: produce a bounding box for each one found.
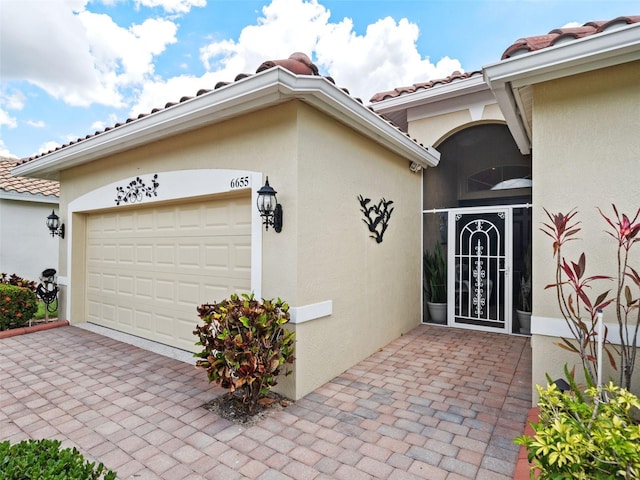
[91,114,120,131]
[561,21,583,28]
[134,0,206,14]
[0,0,178,108]
[0,109,17,129]
[129,71,224,116]
[195,0,462,102]
[26,120,46,128]
[3,91,25,111]
[0,140,18,159]
[38,141,63,155]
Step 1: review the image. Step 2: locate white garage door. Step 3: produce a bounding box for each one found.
[86,195,252,352]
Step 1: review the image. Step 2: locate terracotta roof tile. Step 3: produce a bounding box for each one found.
[18,52,340,166]
[502,15,640,59]
[369,70,483,103]
[0,157,59,197]
[370,15,638,104]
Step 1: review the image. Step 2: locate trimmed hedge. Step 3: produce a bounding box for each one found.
[0,284,38,331]
[0,439,116,479]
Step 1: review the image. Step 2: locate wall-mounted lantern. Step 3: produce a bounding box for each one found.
[256,177,283,233]
[46,210,65,239]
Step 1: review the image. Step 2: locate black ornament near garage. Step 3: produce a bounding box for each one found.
[357,195,394,243]
[115,174,159,205]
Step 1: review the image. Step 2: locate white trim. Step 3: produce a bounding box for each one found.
[76,323,195,364]
[64,169,263,321]
[532,315,631,346]
[406,88,497,123]
[484,23,640,155]
[13,68,440,178]
[371,74,488,114]
[0,190,59,204]
[423,203,532,214]
[289,300,333,324]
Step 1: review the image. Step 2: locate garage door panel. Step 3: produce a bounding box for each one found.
[118,306,133,326]
[177,244,200,268]
[119,245,134,264]
[177,281,200,306]
[118,275,134,296]
[156,244,175,266]
[87,196,251,352]
[136,244,153,264]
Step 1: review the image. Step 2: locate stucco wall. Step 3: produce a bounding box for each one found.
[57,100,425,399]
[0,197,59,281]
[288,105,423,397]
[59,102,299,325]
[408,100,505,148]
[531,60,640,397]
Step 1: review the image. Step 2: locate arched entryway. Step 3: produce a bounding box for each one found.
[422,123,532,334]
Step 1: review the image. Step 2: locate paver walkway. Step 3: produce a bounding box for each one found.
[1,324,531,479]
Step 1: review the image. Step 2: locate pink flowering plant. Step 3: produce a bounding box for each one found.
[541,204,640,390]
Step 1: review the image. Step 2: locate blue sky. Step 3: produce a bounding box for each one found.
[1,0,637,159]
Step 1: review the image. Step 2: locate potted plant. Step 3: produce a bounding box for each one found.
[516,243,532,333]
[424,242,447,324]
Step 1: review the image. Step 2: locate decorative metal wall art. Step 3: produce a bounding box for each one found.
[357,195,394,244]
[115,174,159,205]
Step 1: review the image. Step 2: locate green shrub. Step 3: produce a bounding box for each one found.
[0,438,116,480]
[194,293,295,414]
[516,378,640,479]
[0,284,38,331]
[0,273,37,292]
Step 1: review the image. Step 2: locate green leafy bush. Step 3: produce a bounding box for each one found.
[0,284,38,331]
[0,273,37,292]
[516,377,640,479]
[424,242,447,303]
[194,293,295,414]
[0,438,116,480]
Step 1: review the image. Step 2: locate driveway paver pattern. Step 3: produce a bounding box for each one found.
[1,324,531,479]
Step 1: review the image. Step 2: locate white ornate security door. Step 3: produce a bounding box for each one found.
[447,207,512,332]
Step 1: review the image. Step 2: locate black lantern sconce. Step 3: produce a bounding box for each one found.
[256,177,283,233]
[46,210,65,239]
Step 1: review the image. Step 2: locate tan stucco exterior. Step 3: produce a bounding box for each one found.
[408,100,505,148]
[55,100,423,400]
[531,60,640,396]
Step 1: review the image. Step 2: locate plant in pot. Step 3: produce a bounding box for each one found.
[424,242,447,324]
[516,243,532,333]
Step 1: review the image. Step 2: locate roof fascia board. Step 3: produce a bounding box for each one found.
[484,23,640,156]
[484,23,640,87]
[0,190,59,203]
[491,82,532,154]
[276,74,439,167]
[406,88,496,123]
[369,75,487,115]
[14,67,439,178]
[12,71,288,178]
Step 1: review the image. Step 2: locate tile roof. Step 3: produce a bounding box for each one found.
[370,15,639,104]
[369,70,483,103]
[501,15,640,59]
[0,157,59,197]
[20,52,395,166]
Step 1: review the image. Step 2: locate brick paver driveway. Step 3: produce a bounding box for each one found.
[1,324,531,479]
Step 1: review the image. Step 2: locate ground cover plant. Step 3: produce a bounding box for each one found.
[194,293,295,420]
[516,370,640,479]
[0,439,116,480]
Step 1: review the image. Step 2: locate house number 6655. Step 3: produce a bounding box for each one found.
[230,176,249,189]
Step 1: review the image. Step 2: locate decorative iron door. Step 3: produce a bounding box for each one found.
[448,208,512,332]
